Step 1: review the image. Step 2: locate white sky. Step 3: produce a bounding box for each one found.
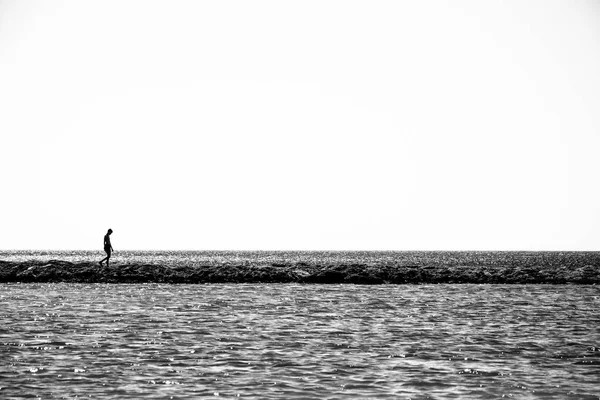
[1,0,599,251]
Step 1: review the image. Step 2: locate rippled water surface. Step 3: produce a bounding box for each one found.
[4,250,599,269]
[1,284,598,399]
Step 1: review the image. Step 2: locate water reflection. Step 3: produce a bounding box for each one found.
[0,284,598,398]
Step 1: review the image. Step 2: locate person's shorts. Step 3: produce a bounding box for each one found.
[104,247,111,256]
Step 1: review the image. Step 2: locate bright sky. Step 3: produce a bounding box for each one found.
[1,1,599,251]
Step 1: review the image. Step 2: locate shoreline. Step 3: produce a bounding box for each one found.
[0,260,598,284]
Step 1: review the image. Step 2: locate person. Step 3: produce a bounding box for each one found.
[99,229,114,267]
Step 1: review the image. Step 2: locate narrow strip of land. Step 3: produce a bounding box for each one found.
[0,260,598,284]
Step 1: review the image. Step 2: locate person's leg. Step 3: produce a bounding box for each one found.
[101,249,110,266]
[106,251,111,267]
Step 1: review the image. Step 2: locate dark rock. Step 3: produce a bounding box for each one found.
[0,259,598,284]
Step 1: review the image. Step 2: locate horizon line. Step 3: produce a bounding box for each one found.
[1,249,599,253]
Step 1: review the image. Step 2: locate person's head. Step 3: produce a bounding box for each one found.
[108,229,113,235]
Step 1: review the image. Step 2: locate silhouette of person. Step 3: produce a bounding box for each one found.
[99,229,114,267]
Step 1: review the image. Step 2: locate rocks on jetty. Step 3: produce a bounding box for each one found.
[0,260,598,284]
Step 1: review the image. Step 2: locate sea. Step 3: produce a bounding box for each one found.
[0,251,598,399]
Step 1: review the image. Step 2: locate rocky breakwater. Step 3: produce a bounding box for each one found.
[0,259,598,284]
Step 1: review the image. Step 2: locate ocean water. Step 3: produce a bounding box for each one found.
[2,249,600,268]
[0,252,599,398]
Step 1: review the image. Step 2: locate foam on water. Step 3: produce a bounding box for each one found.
[0,283,598,398]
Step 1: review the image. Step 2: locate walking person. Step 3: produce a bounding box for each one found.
[99,229,114,267]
